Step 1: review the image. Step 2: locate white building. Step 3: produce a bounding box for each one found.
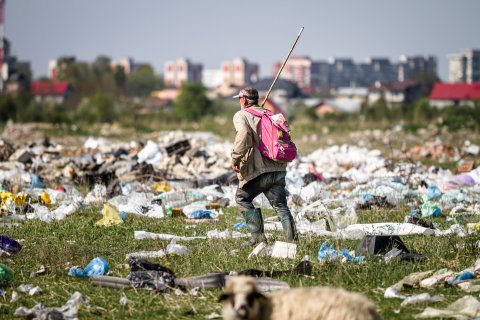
[164,57,203,88]
[202,69,223,89]
[111,57,137,74]
[221,57,259,87]
[448,49,480,83]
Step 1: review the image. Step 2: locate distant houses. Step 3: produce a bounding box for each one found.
[2,48,479,115]
[429,82,480,107]
[368,80,421,107]
[30,80,72,104]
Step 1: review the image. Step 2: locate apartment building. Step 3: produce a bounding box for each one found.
[397,55,437,81]
[327,58,357,88]
[111,57,137,74]
[271,55,429,93]
[448,49,480,83]
[272,56,327,94]
[364,57,396,84]
[221,57,259,87]
[164,58,203,88]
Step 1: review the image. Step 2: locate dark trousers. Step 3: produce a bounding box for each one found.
[235,171,293,221]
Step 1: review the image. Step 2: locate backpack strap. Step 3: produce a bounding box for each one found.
[244,107,273,117]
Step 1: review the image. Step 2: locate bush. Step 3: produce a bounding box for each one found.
[0,95,17,122]
[75,93,116,123]
[440,105,480,131]
[363,98,390,121]
[172,83,212,121]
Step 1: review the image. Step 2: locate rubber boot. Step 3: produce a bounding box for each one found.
[242,208,267,247]
[281,216,298,243]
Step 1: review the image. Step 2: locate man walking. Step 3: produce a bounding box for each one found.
[231,87,297,247]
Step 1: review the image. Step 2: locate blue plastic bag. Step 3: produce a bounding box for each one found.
[233,222,247,230]
[446,271,476,287]
[68,257,108,278]
[317,242,365,264]
[191,210,213,219]
[362,193,373,202]
[425,185,442,201]
[30,175,45,189]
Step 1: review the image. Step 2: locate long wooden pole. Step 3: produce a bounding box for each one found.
[261,27,304,107]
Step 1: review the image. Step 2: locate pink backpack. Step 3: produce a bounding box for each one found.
[244,108,297,162]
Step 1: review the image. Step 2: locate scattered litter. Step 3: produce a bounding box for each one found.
[119,296,128,306]
[0,263,13,282]
[271,241,297,259]
[10,290,18,302]
[0,234,22,255]
[415,295,480,319]
[68,257,109,278]
[384,287,406,299]
[317,242,364,263]
[134,231,206,241]
[95,203,124,226]
[14,291,90,319]
[400,293,444,307]
[17,284,42,296]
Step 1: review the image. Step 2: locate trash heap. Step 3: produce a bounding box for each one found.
[1,126,480,318]
[0,130,478,235]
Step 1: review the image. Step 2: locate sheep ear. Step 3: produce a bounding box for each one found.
[218,293,231,302]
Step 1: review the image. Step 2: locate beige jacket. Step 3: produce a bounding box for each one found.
[231,105,287,188]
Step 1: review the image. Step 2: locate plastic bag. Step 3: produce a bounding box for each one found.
[68,257,108,278]
[0,234,22,255]
[95,204,124,226]
[0,263,13,282]
[317,242,364,263]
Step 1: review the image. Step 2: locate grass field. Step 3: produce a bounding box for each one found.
[1,120,478,319]
[1,205,478,319]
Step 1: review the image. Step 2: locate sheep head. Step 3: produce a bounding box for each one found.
[219,276,267,320]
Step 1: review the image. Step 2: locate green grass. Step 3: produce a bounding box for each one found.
[1,206,478,319]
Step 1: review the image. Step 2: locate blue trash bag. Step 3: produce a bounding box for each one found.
[340,249,365,264]
[318,242,365,264]
[362,193,373,202]
[233,222,247,230]
[446,271,476,287]
[425,185,442,201]
[68,257,108,278]
[30,175,45,189]
[317,242,341,262]
[191,210,213,219]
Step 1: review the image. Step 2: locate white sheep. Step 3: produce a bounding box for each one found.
[219,276,382,320]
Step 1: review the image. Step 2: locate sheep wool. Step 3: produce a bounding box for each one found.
[220,276,382,320]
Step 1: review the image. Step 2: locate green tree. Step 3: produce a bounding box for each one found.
[76,93,116,123]
[14,93,38,122]
[113,65,127,93]
[44,103,71,124]
[363,97,390,121]
[172,83,212,121]
[0,95,17,122]
[441,105,479,131]
[411,71,441,98]
[412,98,436,124]
[126,65,162,97]
[92,55,112,79]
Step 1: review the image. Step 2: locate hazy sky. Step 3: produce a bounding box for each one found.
[7,0,480,81]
